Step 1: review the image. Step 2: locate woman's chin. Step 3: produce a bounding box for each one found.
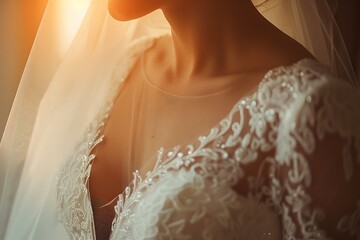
[108,0,162,21]
[108,4,139,21]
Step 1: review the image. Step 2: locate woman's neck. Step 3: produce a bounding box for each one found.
[161,0,311,82]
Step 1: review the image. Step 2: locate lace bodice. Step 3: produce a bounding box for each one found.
[56,37,360,240]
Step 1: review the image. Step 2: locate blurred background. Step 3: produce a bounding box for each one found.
[0,0,359,138]
[0,0,48,139]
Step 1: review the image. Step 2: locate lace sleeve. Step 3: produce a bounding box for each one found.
[275,71,360,239]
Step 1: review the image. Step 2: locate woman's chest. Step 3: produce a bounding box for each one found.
[56,68,286,239]
[87,73,253,210]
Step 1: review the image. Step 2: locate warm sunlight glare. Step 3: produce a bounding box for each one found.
[57,0,90,53]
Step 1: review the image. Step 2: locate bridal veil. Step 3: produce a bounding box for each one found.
[0,0,358,239]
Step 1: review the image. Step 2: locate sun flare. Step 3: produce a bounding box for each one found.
[57,0,90,53]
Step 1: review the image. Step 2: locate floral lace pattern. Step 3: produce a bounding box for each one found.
[56,37,360,240]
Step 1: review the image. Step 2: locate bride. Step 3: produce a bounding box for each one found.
[0,0,359,239]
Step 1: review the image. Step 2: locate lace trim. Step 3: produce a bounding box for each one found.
[338,201,360,238]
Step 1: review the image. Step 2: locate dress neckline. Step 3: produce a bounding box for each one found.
[141,52,264,99]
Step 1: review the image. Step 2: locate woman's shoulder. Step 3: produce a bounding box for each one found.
[255,58,360,159]
[257,58,359,109]
[259,57,360,162]
[120,34,170,60]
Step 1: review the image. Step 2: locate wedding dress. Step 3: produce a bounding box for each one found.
[1,1,360,239]
[55,36,360,239]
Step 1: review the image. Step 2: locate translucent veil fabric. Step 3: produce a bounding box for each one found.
[0,0,358,239]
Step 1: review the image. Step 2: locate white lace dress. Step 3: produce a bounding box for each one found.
[56,38,360,240]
